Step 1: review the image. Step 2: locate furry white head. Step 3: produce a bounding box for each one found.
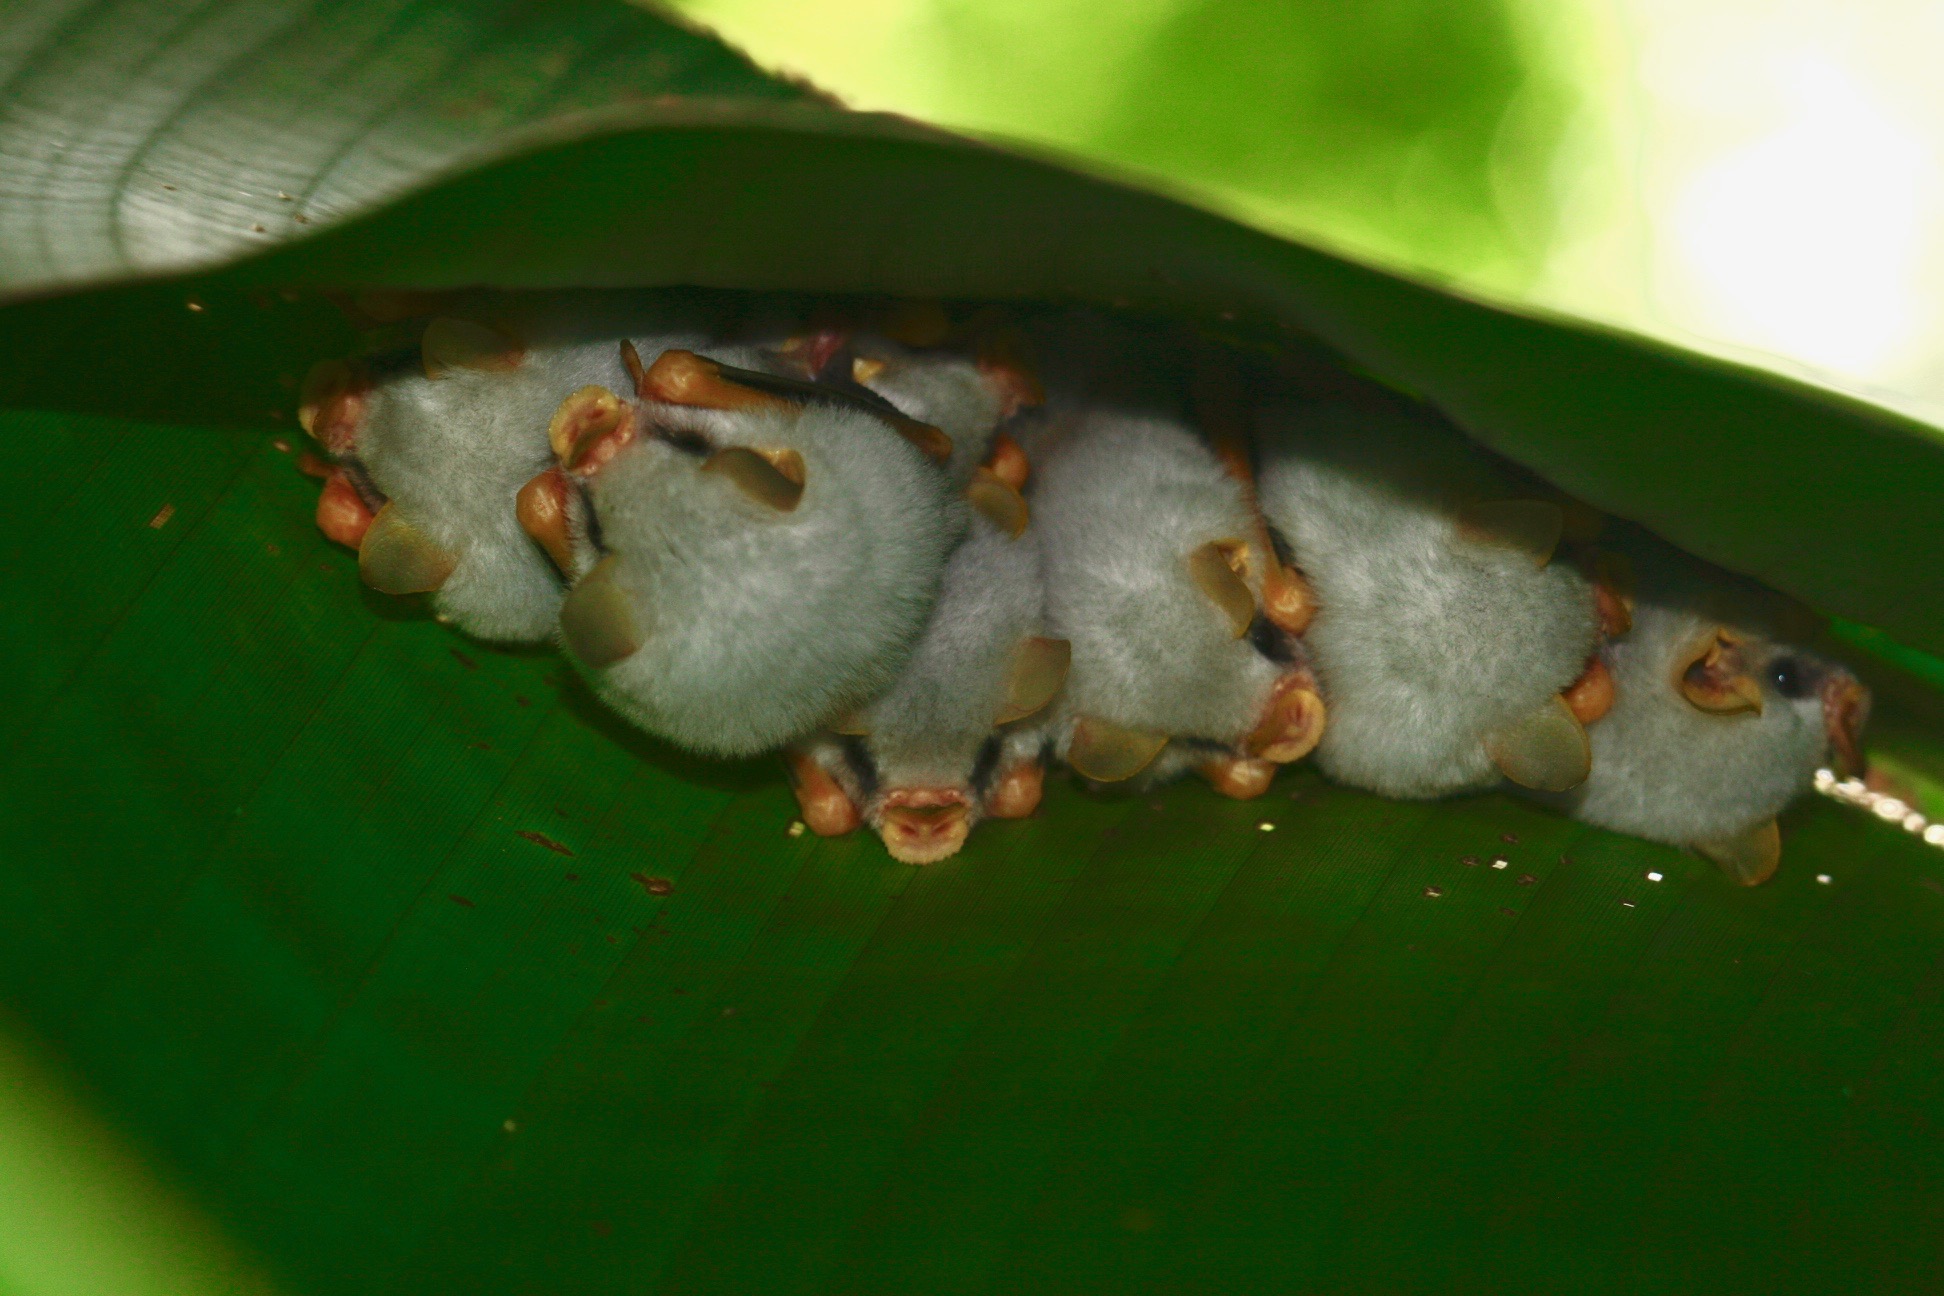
[792,516,1066,864]
[1255,399,1604,799]
[539,340,963,758]
[1543,527,1868,884]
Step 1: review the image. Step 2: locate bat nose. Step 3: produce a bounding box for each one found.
[1822,670,1870,778]
[877,798,972,865]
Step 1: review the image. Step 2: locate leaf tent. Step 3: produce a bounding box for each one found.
[3,2,1944,1294]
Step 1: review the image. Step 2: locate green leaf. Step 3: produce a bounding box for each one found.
[663,0,1578,293]
[3,4,1944,1295]
[6,410,1944,1296]
[0,1004,283,1296]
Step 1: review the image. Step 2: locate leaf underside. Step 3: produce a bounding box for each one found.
[4,3,1944,1294]
[6,411,1944,1295]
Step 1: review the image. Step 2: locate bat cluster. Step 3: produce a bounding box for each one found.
[298,291,1869,884]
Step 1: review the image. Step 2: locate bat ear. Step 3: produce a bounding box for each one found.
[1484,695,1591,791]
[995,637,1071,724]
[1589,550,1636,636]
[1245,676,1327,764]
[1697,818,1782,886]
[298,359,370,454]
[516,467,576,574]
[559,556,644,669]
[421,317,525,378]
[785,749,862,837]
[774,327,854,379]
[985,433,1030,491]
[642,349,796,413]
[702,446,806,512]
[967,467,1030,537]
[986,759,1046,819]
[548,386,636,475]
[1188,541,1258,639]
[1199,755,1277,801]
[315,468,375,549]
[1066,716,1167,783]
[1677,629,1765,715]
[1455,500,1564,568]
[1259,561,1317,636]
[358,503,459,595]
[1562,656,1616,725]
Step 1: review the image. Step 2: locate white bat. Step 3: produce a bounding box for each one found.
[301,305,690,643]
[1029,399,1325,797]
[787,511,1067,864]
[526,330,976,758]
[1534,525,1869,884]
[1254,396,1608,799]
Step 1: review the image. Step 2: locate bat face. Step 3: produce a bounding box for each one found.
[790,508,1067,865]
[1255,399,1604,799]
[1031,407,1325,793]
[1548,530,1868,884]
[541,343,964,758]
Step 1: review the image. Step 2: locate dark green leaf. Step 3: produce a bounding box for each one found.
[3,5,1944,1295]
[6,398,1944,1296]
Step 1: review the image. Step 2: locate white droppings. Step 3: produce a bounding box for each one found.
[1647,871,1664,882]
[1258,822,1276,833]
[1816,769,1944,855]
[1817,874,1834,884]
[1491,857,1509,870]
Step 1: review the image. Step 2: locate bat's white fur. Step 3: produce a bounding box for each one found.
[803,515,1051,823]
[1541,528,1847,846]
[850,338,1005,484]
[1255,399,1601,798]
[355,338,644,642]
[1029,406,1286,757]
[571,339,962,757]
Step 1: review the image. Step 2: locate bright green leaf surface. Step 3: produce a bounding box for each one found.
[0,1007,282,1296]
[661,0,1580,296]
[5,4,1944,1293]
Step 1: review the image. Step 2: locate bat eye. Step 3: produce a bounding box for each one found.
[1769,655,1813,699]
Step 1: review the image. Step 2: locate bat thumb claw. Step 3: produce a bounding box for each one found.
[559,556,644,669]
[358,503,458,595]
[1066,716,1167,783]
[1485,695,1591,792]
[1696,819,1782,886]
